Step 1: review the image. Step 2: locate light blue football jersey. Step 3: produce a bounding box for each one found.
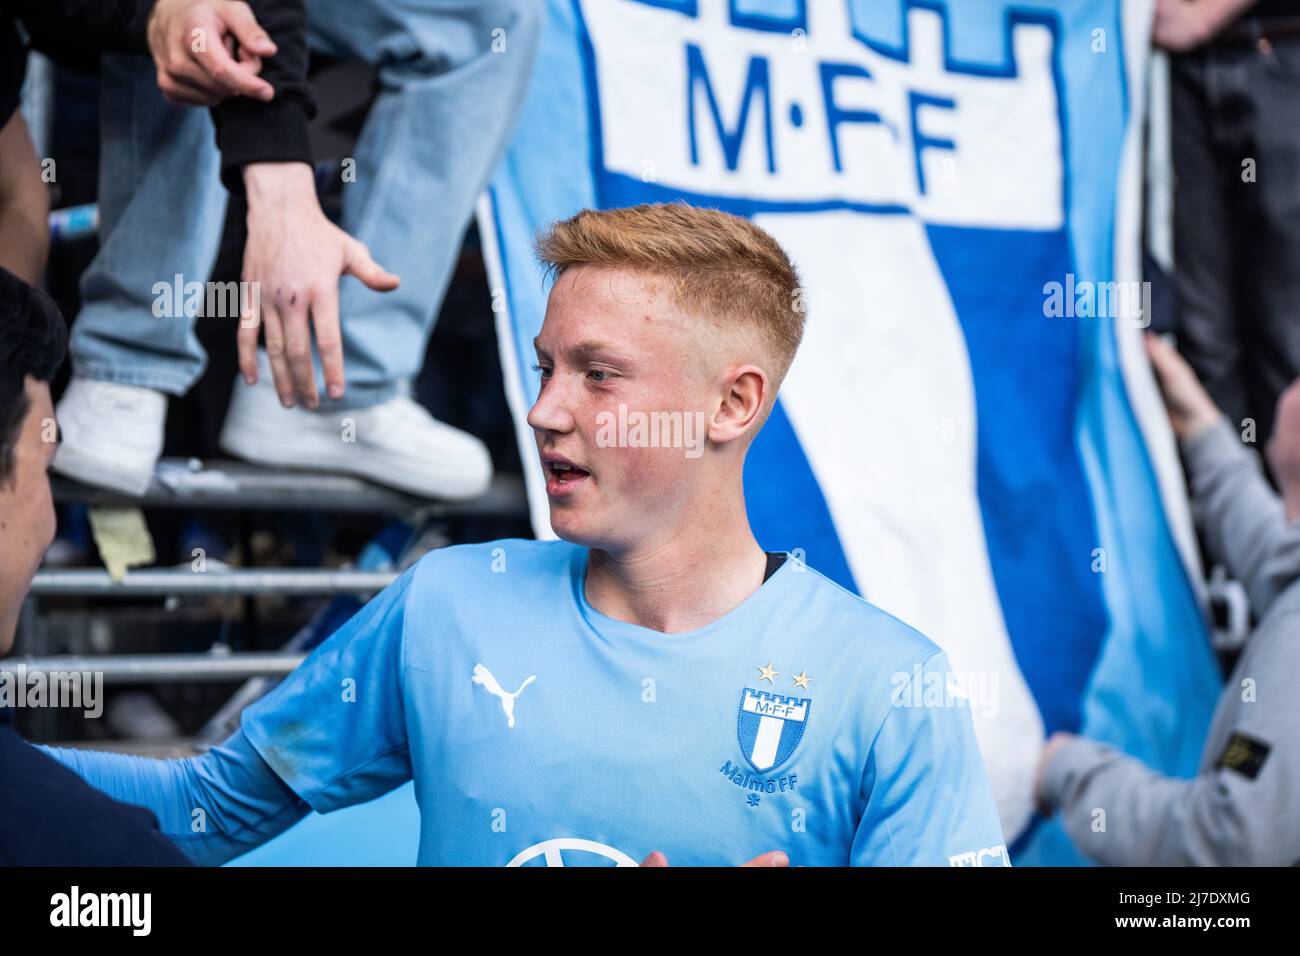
[240,538,1010,866]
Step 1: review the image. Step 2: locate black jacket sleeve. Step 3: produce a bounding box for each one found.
[0,725,191,866]
[210,0,316,190]
[7,0,315,190]
[7,0,152,54]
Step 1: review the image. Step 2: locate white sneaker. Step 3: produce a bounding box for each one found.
[219,360,493,500]
[52,377,167,496]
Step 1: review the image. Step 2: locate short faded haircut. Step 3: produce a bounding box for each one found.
[534,203,806,389]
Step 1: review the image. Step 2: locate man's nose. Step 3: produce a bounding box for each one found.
[526,376,575,435]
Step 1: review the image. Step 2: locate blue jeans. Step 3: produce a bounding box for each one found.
[72,0,542,407]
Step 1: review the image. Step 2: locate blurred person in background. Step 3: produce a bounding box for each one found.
[1154,0,1300,445]
[35,0,542,501]
[0,267,189,866]
[0,0,412,494]
[1035,333,1300,866]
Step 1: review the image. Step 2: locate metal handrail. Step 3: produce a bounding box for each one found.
[2,652,306,684]
[30,568,397,597]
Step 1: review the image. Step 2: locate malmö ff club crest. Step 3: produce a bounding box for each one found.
[737,689,811,773]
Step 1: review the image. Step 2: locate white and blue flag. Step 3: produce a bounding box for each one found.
[479,0,1223,864]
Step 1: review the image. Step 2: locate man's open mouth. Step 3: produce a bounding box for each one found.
[541,455,592,495]
[547,462,591,483]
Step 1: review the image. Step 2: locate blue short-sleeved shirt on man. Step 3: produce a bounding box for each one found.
[240,538,1009,866]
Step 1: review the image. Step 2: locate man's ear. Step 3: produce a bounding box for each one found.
[709,365,768,446]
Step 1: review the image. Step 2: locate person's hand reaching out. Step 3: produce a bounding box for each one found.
[239,163,400,408]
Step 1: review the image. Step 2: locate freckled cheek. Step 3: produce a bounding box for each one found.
[607,444,691,490]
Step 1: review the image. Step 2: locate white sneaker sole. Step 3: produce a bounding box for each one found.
[219,386,491,501]
[52,440,156,497]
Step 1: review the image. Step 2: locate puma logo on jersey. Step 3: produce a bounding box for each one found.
[471,663,536,729]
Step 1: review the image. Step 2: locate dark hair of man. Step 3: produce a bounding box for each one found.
[0,267,67,485]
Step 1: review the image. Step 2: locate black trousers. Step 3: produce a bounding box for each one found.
[1171,34,1300,445]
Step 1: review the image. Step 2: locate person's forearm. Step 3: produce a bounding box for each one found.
[0,198,47,285]
[0,114,49,284]
[1041,736,1287,866]
[38,728,309,866]
[1182,417,1300,615]
[241,160,319,238]
[243,160,315,202]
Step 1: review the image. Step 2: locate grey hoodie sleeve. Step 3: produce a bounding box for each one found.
[1039,609,1300,866]
[1183,417,1300,617]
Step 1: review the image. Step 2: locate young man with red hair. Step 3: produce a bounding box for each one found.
[45,204,1008,867]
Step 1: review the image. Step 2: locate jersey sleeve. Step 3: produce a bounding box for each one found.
[240,564,417,814]
[37,728,308,866]
[851,650,1010,866]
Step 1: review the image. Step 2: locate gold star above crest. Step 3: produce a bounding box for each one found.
[757,661,779,684]
[792,670,811,690]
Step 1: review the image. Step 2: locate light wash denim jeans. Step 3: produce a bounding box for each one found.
[71,0,542,408]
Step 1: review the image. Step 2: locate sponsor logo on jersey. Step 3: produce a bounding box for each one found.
[471,662,536,729]
[506,838,637,867]
[948,844,1011,867]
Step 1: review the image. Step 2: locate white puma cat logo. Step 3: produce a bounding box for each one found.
[471,663,536,729]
